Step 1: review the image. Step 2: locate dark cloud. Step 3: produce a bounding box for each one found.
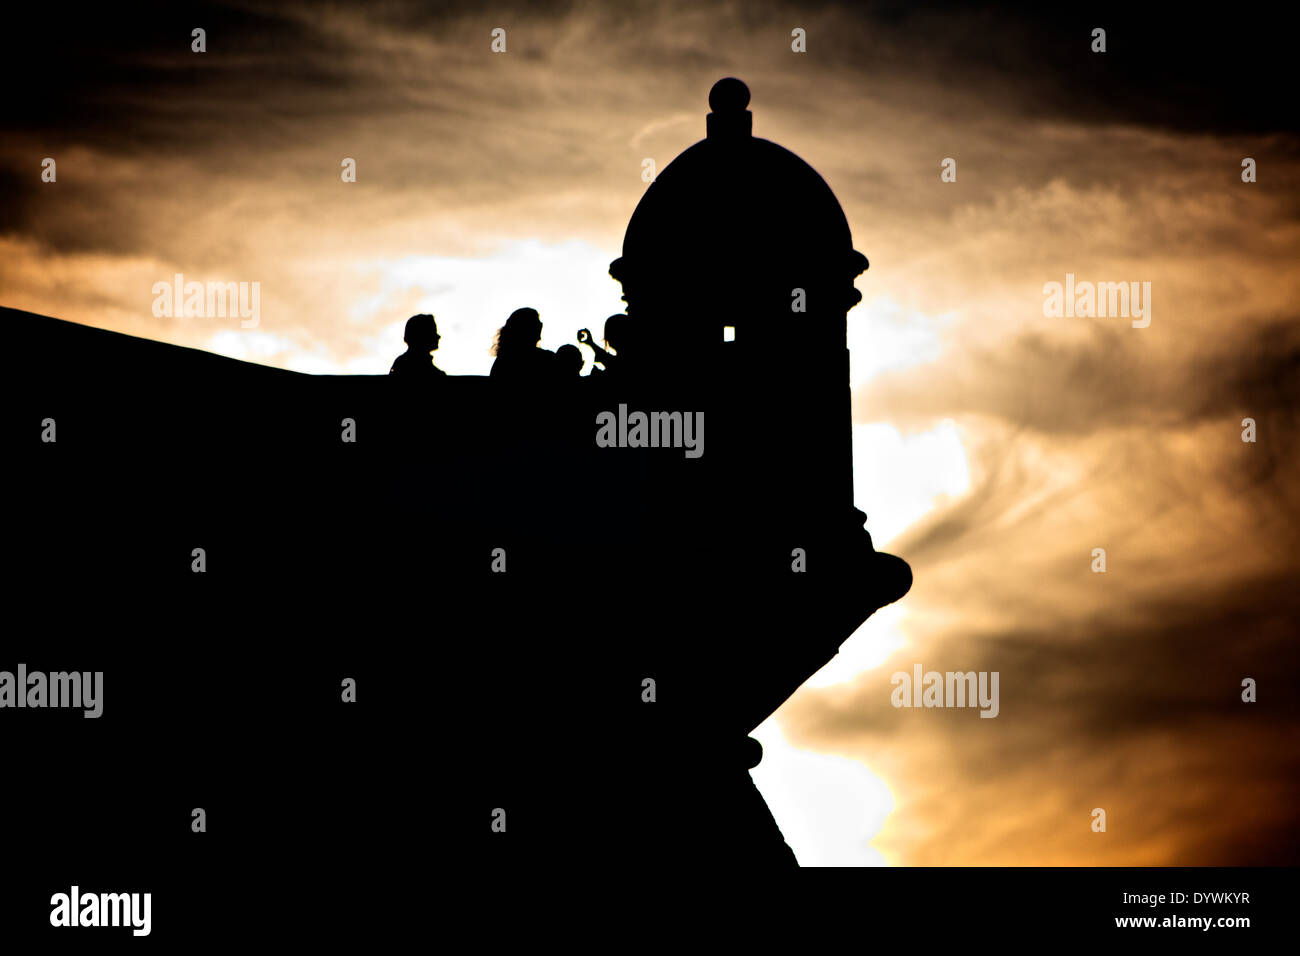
[824,304,1300,862]
[782,565,1300,863]
[840,2,1297,136]
[4,2,1295,146]
[855,315,1300,439]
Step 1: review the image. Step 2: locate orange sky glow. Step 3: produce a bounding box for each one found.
[3,1,1298,865]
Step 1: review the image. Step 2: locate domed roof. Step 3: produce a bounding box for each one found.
[612,78,865,313]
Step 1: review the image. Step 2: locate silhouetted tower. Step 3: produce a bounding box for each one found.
[610,77,869,536]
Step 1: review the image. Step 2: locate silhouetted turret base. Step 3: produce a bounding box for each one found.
[5,304,912,870]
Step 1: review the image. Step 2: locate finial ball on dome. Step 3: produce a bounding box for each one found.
[708,77,750,114]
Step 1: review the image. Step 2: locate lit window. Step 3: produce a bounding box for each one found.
[723,325,736,342]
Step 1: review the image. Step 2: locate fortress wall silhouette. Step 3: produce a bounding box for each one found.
[4,80,909,870]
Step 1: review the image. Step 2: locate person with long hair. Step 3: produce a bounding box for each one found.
[489,307,558,384]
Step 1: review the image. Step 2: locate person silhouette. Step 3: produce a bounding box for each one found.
[555,344,583,377]
[489,308,557,383]
[577,314,632,375]
[389,314,447,377]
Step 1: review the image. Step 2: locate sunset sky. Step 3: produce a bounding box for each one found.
[3,2,1297,865]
